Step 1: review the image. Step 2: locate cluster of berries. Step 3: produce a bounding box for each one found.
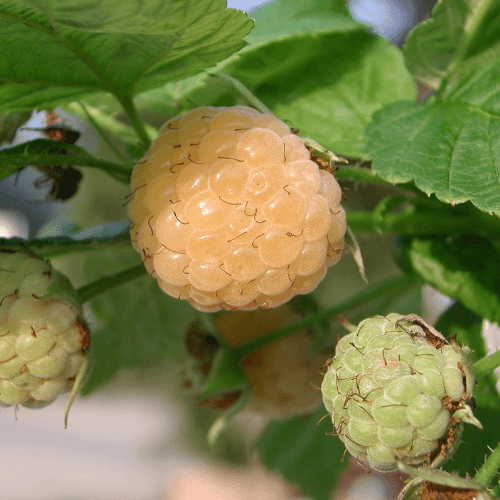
[2,105,481,486]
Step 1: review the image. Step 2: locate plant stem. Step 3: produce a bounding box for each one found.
[473,351,500,379]
[334,166,423,194]
[346,208,500,238]
[28,233,132,259]
[0,154,131,182]
[115,93,152,150]
[77,263,147,303]
[233,275,415,360]
[474,440,500,487]
[208,73,272,114]
[335,166,394,185]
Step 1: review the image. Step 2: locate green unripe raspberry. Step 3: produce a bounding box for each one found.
[321,313,478,472]
[0,249,90,410]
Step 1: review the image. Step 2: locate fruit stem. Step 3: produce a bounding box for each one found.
[474,440,500,487]
[76,263,147,303]
[208,73,272,114]
[233,275,416,360]
[473,350,500,379]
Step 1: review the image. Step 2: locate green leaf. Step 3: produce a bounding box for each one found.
[200,347,246,397]
[439,43,500,116]
[0,0,253,112]
[81,247,197,395]
[247,0,360,45]
[364,100,500,215]
[397,235,500,325]
[398,463,487,492]
[0,110,32,143]
[223,31,416,157]
[403,0,500,90]
[256,405,348,500]
[66,72,209,151]
[0,138,90,157]
[0,138,88,181]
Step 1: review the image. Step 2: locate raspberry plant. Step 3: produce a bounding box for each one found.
[1,0,500,499]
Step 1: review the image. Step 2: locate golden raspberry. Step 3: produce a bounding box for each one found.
[182,307,327,419]
[128,106,346,311]
[216,308,326,419]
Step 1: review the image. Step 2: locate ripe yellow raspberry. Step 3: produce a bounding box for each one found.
[182,307,327,419]
[217,308,326,419]
[128,106,346,312]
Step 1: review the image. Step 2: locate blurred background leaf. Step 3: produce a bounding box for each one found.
[395,235,500,325]
[256,405,349,500]
[403,0,500,90]
[81,246,198,395]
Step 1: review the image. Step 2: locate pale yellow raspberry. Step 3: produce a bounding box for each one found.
[128,106,346,311]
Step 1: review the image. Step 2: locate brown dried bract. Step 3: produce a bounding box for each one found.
[185,323,220,361]
[395,314,448,349]
[76,317,91,351]
[198,390,242,410]
[435,420,460,459]
[307,146,337,175]
[441,396,462,412]
[420,482,479,500]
